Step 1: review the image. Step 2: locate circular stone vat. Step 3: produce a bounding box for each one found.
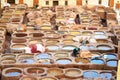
[56,58,72,64]
[83,70,99,79]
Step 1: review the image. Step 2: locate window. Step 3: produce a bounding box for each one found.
[7,0,15,3]
[65,1,68,6]
[46,1,49,5]
[99,0,102,4]
[53,1,59,6]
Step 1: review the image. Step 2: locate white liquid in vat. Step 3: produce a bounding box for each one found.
[62,46,76,51]
[80,45,95,50]
[57,59,71,64]
[47,46,59,51]
[94,35,107,39]
[35,54,51,59]
[97,46,111,50]
[94,31,105,35]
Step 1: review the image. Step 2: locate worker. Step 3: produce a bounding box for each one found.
[74,14,81,24]
[72,47,80,57]
[80,37,89,45]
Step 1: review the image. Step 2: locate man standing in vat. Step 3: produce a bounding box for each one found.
[72,47,80,57]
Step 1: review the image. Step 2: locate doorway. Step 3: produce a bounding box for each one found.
[53,1,59,6]
[7,0,15,4]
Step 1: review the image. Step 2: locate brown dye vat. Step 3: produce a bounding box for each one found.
[11,44,27,48]
[1,58,16,64]
[0,23,7,28]
[2,15,11,18]
[18,54,33,57]
[75,58,90,64]
[29,39,42,45]
[2,54,16,59]
[107,14,116,20]
[86,27,98,30]
[45,33,60,39]
[114,28,120,31]
[43,30,56,34]
[12,11,25,15]
[69,31,81,35]
[10,44,27,53]
[64,68,82,78]
[59,26,69,30]
[0,28,6,32]
[117,36,120,41]
[47,68,64,78]
[39,76,58,80]
[27,21,36,26]
[0,32,4,36]
[46,39,59,45]
[3,10,13,13]
[41,25,51,30]
[57,31,68,34]
[54,52,69,58]
[116,31,120,35]
[0,18,9,23]
[0,46,4,53]
[2,67,23,80]
[0,40,4,46]
[63,35,75,39]
[11,39,27,44]
[82,31,92,36]
[99,27,109,31]
[19,75,37,80]
[30,33,44,38]
[24,67,45,76]
[62,39,75,45]
[38,59,52,64]
[96,39,109,43]
[96,12,104,19]
[80,52,100,59]
[60,78,82,80]
[0,35,5,39]
[2,13,12,16]
[10,18,21,23]
[12,32,28,38]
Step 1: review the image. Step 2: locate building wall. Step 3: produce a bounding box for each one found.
[82,0,119,8]
[0,0,119,9]
[38,0,76,8]
[23,0,33,7]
